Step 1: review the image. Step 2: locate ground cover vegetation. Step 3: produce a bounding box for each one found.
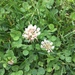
[0,0,75,75]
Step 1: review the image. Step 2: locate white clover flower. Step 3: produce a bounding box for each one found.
[22,24,41,41]
[8,59,14,65]
[41,39,54,53]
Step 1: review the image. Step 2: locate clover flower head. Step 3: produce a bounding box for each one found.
[22,24,40,41]
[41,39,54,53]
[8,59,14,65]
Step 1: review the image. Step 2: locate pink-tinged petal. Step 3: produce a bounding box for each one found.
[28,33,32,36]
[37,28,40,32]
[44,39,47,42]
[31,37,34,41]
[32,34,37,38]
[28,24,33,29]
[52,46,55,49]
[41,45,43,48]
[48,50,50,53]
[22,34,27,37]
[34,25,37,30]
[25,28,29,33]
[41,41,44,44]
[50,42,53,45]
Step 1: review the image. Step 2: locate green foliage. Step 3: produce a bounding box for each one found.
[0,69,5,75]
[0,0,75,75]
[70,12,75,20]
[10,29,21,41]
[23,50,29,56]
[10,70,23,75]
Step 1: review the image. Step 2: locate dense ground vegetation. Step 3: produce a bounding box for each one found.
[0,0,75,75]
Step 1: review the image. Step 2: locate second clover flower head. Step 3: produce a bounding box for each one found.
[22,24,41,41]
[41,39,54,53]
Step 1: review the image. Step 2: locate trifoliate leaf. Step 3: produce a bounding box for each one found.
[23,50,29,56]
[10,29,21,41]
